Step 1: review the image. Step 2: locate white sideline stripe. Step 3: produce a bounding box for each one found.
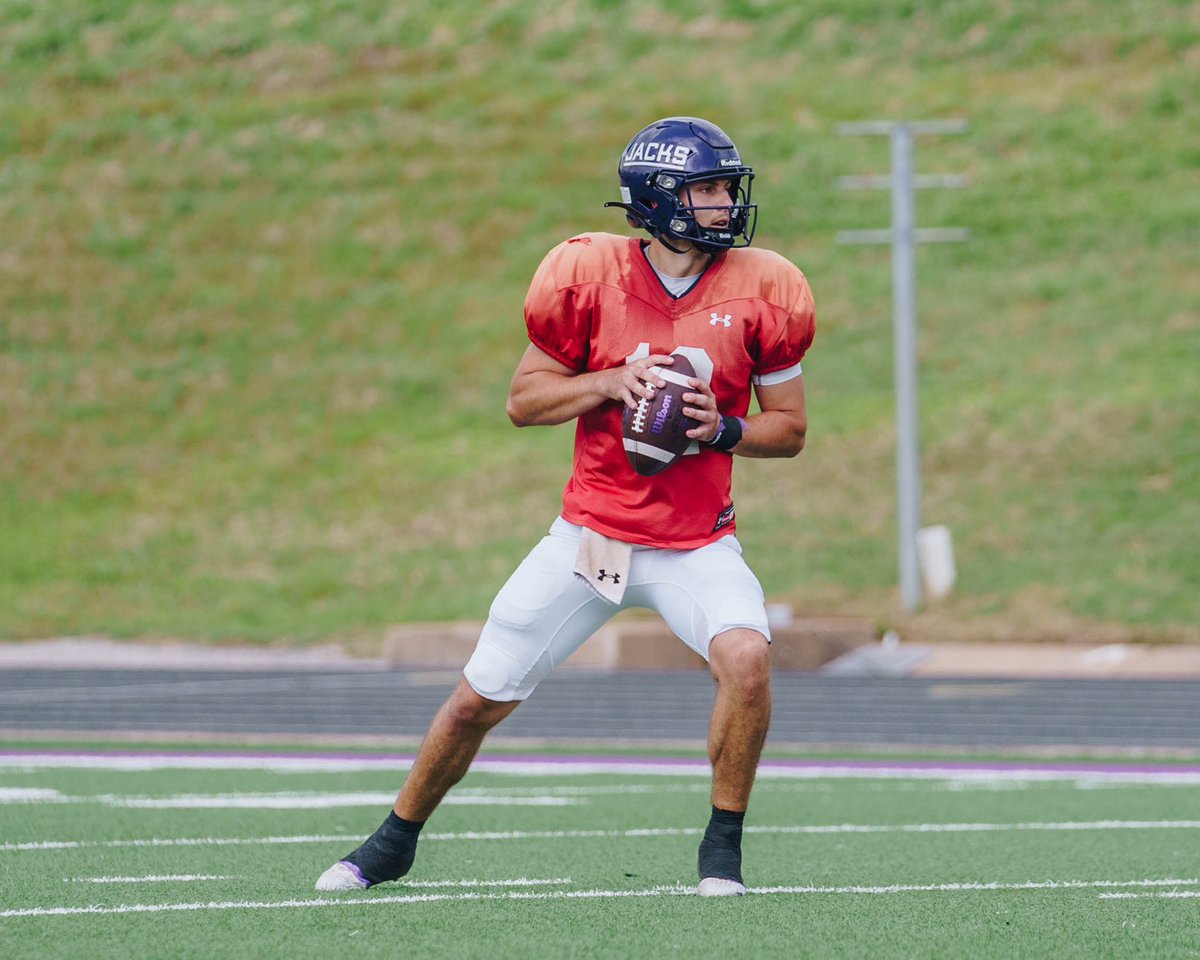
[0,787,65,802]
[2,877,1195,919]
[0,890,665,918]
[465,762,1200,786]
[66,874,566,888]
[65,873,571,888]
[750,878,1200,895]
[1100,891,1200,900]
[425,820,1200,840]
[103,793,578,810]
[0,790,579,809]
[0,754,419,773]
[393,877,571,889]
[3,754,1200,784]
[0,784,717,807]
[69,875,233,884]
[2,835,362,852]
[746,820,1200,836]
[6,820,1200,853]
[456,784,713,797]
[0,782,867,807]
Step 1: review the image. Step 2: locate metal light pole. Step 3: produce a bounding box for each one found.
[836,120,969,610]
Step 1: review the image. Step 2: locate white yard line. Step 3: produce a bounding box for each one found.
[0,783,756,808]
[454,784,715,796]
[65,875,567,888]
[100,792,579,809]
[3,877,1197,919]
[0,779,1178,809]
[750,878,1200,895]
[2,753,1200,784]
[5,819,1200,853]
[67,875,234,884]
[0,790,581,809]
[381,877,571,889]
[0,787,65,802]
[745,820,1200,835]
[0,754,418,773]
[2,834,367,852]
[1099,890,1200,900]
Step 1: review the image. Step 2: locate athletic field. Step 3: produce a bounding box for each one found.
[2,748,1198,958]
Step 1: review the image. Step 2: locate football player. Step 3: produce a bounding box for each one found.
[318,117,815,897]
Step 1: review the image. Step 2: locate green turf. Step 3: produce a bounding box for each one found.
[2,0,1198,643]
[1,757,1198,958]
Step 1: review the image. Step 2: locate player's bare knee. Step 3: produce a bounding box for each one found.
[710,628,770,670]
[442,680,515,734]
[710,630,771,703]
[732,661,771,707]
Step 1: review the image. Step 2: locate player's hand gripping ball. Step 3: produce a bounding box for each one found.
[621,355,702,476]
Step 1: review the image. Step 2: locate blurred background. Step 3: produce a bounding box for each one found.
[2,0,1198,660]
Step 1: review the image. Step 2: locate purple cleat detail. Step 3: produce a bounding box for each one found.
[315,860,371,891]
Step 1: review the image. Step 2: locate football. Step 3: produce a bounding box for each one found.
[621,354,702,476]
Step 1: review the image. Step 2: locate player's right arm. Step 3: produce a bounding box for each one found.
[506,344,674,427]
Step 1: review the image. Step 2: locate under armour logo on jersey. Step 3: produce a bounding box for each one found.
[596,569,621,584]
[710,313,732,327]
[713,503,736,533]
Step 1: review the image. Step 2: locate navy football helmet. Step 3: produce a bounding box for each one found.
[606,117,756,252]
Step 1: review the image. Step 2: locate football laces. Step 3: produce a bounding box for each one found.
[630,397,649,434]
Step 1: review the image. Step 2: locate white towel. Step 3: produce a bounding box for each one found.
[573,526,633,605]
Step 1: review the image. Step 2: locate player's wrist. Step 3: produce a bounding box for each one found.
[704,415,744,452]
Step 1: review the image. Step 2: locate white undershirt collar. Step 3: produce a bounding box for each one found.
[643,248,705,298]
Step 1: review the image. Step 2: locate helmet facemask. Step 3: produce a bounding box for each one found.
[663,172,757,252]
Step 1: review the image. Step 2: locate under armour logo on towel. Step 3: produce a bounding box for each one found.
[710,313,732,327]
[574,527,631,605]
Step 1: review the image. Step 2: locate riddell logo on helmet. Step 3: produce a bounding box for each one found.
[624,141,692,168]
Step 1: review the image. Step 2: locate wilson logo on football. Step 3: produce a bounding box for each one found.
[651,394,674,434]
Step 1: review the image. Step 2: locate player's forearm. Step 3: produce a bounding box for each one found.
[731,410,807,459]
[506,369,613,427]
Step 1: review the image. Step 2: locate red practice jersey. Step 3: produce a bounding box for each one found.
[524,232,816,548]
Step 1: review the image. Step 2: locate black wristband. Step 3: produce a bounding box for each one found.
[705,415,743,452]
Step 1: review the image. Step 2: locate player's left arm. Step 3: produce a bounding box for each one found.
[683,263,814,458]
[739,375,807,458]
[683,375,807,458]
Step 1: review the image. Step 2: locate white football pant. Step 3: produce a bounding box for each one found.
[463,517,771,701]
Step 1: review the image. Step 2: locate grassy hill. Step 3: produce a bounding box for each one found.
[2,0,1197,646]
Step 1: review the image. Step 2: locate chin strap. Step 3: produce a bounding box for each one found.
[652,230,691,255]
[603,201,717,255]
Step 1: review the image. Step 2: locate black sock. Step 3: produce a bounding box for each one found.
[697,806,745,883]
[342,811,425,885]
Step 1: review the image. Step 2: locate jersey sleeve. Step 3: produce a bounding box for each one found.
[754,269,816,378]
[524,241,588,371]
